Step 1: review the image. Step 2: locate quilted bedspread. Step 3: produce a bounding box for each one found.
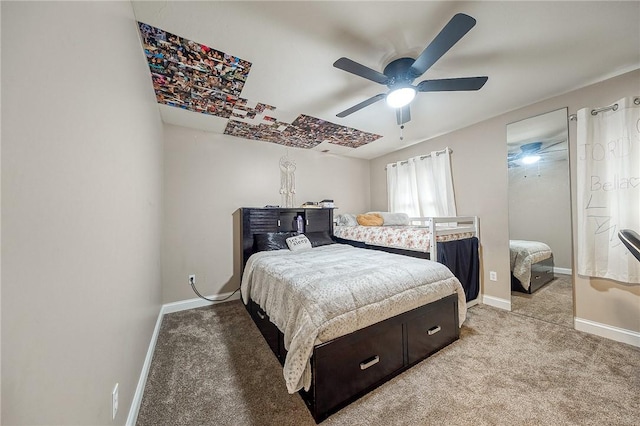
[509,240,553,290]
[241,243,466,393]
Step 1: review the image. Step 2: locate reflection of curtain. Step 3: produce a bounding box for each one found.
[576,96,640,283]
[386,148,457,217]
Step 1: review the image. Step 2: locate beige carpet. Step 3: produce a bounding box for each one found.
[136,300,640,426]
[511,274,573,328]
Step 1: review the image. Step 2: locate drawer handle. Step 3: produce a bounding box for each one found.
[534,275,541,279]
[277,219,281,227]
[256,310,266,320]
[359,355,380,370]
[427,325,442,335]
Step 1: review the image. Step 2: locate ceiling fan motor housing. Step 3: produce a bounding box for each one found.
[383,57,418,88]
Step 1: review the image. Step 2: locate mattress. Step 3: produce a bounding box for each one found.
[333,224,475,252]
[241,243,466,393]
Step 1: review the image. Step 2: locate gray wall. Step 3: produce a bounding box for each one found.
[162,125,371,303]
[1,2,163,424]
[508,152,572,269]
[370,69,640,332]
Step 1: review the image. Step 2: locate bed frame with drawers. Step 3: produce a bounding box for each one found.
[240,207,460,423]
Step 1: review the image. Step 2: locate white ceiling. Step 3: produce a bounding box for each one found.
[131,1,640,160]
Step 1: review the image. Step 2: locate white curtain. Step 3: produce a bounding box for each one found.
[386,148,457,217]
[576,96,640,283]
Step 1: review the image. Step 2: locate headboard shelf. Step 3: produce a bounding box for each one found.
[240,207,334,267]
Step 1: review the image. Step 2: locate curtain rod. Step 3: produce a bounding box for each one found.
[385,147,452,169]
[569,97,640,121]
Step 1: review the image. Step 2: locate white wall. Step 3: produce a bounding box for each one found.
[162,125,370,303]
[370,69,640,333]
[1,2,163,424]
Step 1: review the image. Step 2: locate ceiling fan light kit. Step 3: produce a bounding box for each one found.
[333,13,488,126]
[521,155,541,165]
[386,86,416,108]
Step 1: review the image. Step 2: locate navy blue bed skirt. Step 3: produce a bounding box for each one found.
[437,237,480,302]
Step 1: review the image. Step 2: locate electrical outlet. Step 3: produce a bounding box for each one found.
[489,271,497,281]
[189,274,195,285]
[112,383,119,420]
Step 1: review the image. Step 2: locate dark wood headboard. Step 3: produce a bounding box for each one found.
[240,207,334,268]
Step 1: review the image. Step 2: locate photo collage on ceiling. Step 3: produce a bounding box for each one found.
[138,22,251,118]
[137,22,382,149]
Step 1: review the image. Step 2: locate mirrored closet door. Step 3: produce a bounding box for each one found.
[507,108,573,327]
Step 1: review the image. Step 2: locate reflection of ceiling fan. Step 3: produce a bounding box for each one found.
[333,13,488,125]
[508,141,566,168]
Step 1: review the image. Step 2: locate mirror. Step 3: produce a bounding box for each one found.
[507,108,573,327]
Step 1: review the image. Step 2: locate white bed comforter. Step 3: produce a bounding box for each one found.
[241,244,467,394]
[509,240,553,290]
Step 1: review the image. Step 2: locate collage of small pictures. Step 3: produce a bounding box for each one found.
[137,22,382,150]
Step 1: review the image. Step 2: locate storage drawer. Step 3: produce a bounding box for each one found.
[530,256,554,292]
[313,319,404,415]
[249,301,280,359]
[406,296,459,364]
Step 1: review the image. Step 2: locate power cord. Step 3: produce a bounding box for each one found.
[189,275,240,302]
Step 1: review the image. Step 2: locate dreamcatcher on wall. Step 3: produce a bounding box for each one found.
[279,154,296,208]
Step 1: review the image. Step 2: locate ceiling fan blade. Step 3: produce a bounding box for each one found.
[409,13,477,77]
[336,93,386,118]
[417,76,488,92]
[333,57,389,85]
[538,140,566,152]
[396,105,411,125]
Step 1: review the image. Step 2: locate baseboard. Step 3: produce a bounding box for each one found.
[554,267,572,275]
[466,297,480,308]
[162,290,241,314]
[482,295,511,311]
[126,305,164,426]
[126,290,242,425]
[574,317,640,348]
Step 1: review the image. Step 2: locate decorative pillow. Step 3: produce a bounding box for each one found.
[305,231,335,247]
[286,234,312,251]
[254,232,296,252]
[356,213,384,226]
[336,213,358,226]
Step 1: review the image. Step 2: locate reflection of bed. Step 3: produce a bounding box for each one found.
[333,215,480,303]
[509,239,555,293]
[239,208,466,423]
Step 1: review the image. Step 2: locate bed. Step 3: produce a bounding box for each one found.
[333,213,480,303]
[239,207,466,423]
[509,239,555,293]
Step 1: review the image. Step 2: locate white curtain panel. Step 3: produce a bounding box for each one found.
[576,96,640,283]
[387,148,457,217]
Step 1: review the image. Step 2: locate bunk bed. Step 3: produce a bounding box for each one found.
[239,207,466,423]
[509,239,555,293]
[333,213,480,303]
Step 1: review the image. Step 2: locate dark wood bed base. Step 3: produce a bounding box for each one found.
[245,294,459,423]
[239,207,461,423]
[511,255,555,294]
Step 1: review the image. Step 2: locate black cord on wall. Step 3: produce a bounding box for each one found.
[190,275,240,302]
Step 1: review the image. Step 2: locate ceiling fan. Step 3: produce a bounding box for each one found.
[507,141,567,168]
[333,13,488,125]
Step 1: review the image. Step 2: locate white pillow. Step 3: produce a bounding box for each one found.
[286,234,312,251]
[381,212,410,226]
[336,213,358,226]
